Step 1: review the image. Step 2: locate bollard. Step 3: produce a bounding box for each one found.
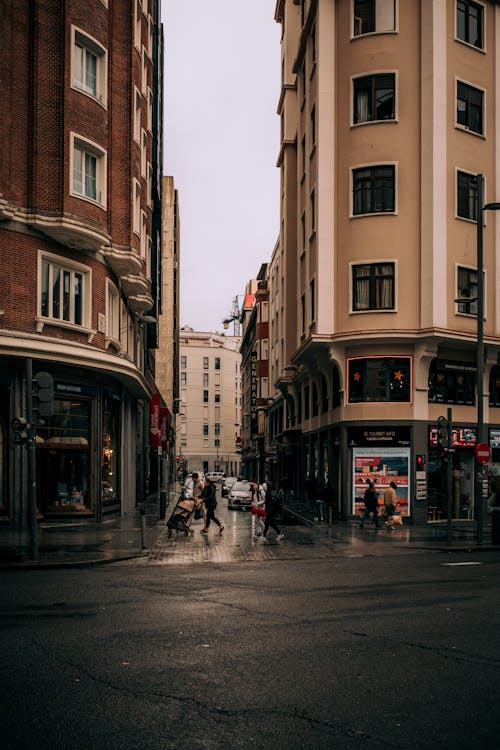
[492,508,500,545]
[140,505,147,550]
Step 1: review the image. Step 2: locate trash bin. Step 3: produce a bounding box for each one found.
[492,508,500,545]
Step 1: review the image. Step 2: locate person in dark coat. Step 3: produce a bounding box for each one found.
[261,486,285,542]
[200,478,224,535]
[359,479,381,528]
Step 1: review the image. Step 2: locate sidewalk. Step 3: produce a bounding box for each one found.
[1,495,498,570]
[0,495,165,570]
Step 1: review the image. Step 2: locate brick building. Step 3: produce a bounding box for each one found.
[0,0,164,525]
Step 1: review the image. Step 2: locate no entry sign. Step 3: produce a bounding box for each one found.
[475,442,491,465]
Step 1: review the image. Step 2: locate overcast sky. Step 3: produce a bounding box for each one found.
[162,1,281,333]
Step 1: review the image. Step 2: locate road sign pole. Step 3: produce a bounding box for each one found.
[447,408,453,545]
[26,358,38,561]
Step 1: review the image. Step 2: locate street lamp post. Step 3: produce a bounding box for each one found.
[475,174,500,544]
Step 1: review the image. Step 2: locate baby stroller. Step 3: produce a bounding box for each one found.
[166,496,196,536]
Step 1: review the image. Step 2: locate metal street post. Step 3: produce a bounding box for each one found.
[475,176,500,544]
[25,358,38,560]
[446,408,453,546]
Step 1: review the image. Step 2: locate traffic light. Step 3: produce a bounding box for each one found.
[416,454,425,471]
[11,416,29,445]
[436,416,449,449]
[33,371,54,418]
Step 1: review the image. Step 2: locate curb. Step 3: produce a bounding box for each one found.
[0,551,148,572]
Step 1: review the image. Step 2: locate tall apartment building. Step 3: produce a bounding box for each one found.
[269,0,500,523]
[178,328,241,477]
[0,0,164,525]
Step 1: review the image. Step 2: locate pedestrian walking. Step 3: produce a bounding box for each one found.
[184,472,204,501]
[314,479,325,523]
[323,480,336,524]
[200,477,224,535]
[383,481,399,530]
[260,484,285,542]
[250,479,266,538]
[359,479,381,529]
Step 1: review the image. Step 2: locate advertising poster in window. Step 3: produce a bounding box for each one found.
[352,447,410,516]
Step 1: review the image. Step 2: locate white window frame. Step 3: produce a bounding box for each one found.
[133,179,141,236]
[261,377,269,399]
[349,161,398,218]
[37,250,92,333]
[352,0,398,39]
[455,0,486,53]
[70,132,107,209]
[147,162,153,207]
[349,259,398,314]
[261,300,269,322]
[141,46,148,95]
[147,87,153,132]
[147,15,153,58]
[133,87,142,144]
[146,236,152,280]
[455,77,486,138]
[105,280,120,347]
[141,128,147,178]
[140,210,147,258]
[261,338,269,360]
[351,70,398,127]
[71,26,108,107]
[455,263,486,318]
[134,0,142,51]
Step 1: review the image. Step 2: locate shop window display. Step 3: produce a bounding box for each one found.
[36,398,91,515]
[101,393,120,511]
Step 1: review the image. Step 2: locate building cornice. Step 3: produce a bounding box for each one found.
[0,329,153,398]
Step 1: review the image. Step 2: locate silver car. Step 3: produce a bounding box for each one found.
[222,476,238,497]
[227,480,252,510]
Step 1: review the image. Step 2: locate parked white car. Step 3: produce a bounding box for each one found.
[205,471,226,483]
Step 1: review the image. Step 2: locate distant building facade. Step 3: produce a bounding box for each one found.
[0,0,164,525]
[178,328,241,477]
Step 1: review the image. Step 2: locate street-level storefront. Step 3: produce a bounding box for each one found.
[346,426,411,519]
[3,358,150,528]
[36,386,123,517]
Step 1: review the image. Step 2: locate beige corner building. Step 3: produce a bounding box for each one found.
[179,328,242,477]
[269,0,500,524]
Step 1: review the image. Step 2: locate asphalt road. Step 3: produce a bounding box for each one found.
[1,548,500,749]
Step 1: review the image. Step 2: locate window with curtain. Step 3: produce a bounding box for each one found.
[353,165,395,215]
[352,263,394,311]
[353,74,395,124]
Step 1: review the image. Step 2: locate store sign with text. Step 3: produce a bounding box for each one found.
[347,426,411,447]
[428,425,476,448]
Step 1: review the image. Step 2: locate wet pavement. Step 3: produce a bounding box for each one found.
[1,488,498,569]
